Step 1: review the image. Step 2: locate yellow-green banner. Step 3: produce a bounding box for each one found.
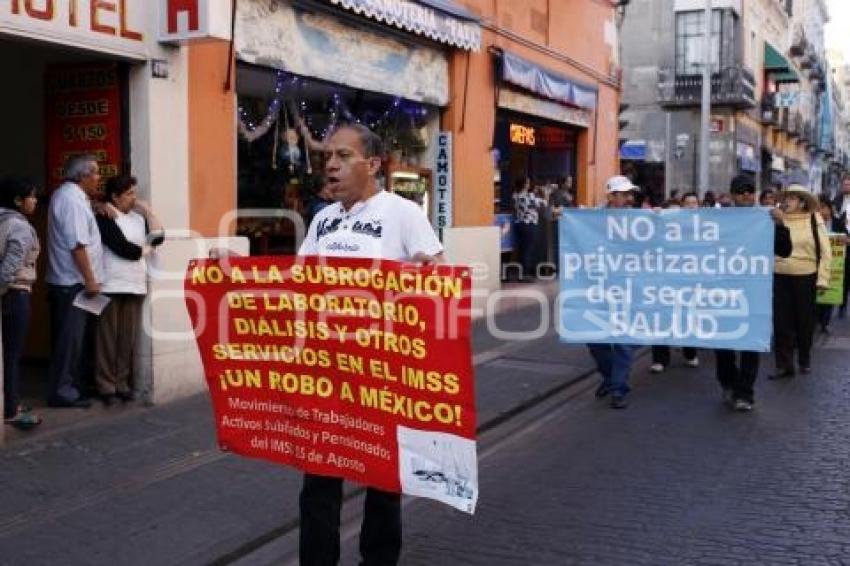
[817,235,847,305]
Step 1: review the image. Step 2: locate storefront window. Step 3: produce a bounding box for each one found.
[236,65,438,254]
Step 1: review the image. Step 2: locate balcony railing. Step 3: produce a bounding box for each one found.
[658,65,756,109]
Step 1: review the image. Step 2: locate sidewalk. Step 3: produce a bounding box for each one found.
[1,279,559,447]
[0,279,584,566]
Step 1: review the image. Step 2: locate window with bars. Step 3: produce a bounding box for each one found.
[675,10,722,75]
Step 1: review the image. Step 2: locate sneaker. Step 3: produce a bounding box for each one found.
[732,399,753,412]
[721,389,734,408]
[610,395,629,409]
[649,363,665,374]
[594,384,609,399]
[685,357,700,368]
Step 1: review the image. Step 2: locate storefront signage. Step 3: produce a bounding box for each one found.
[158,0,231,43]
[45,63,123,191]
[498,88,592,130]
[509,124,536,146]
[328,0,481,51]
[236,1,449,106]
[1,0,148,59]
[433,132,453,240]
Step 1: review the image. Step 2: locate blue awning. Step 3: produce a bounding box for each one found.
[328,0,482,51]
[619,140,646,160]
[496,49,598,110]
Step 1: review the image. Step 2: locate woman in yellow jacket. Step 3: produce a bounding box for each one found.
[770,185,831,379]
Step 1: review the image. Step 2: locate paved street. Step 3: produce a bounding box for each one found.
[2,299,850,565]
[367,321,850,566]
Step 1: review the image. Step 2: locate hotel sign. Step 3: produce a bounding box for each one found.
[1,0,148,59]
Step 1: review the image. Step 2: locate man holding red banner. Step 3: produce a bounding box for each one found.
[297,123,444,566]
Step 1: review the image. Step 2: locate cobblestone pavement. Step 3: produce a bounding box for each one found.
[347,318,850,566]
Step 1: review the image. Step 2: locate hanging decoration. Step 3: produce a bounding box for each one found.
[238,71,432,148]
[237,70,287,142]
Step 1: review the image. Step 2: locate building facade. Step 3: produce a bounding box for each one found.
[0,0,622,411]
[619,0,848,200]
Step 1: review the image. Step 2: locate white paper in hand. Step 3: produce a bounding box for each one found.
[73,291,111,316]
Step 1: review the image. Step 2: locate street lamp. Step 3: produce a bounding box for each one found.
[699,0,712,196]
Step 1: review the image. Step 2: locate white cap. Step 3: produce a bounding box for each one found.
[606,175,639,194]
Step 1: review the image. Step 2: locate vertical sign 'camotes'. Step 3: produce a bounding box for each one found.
[185,256,478,513]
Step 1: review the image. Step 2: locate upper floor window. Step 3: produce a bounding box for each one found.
[675,10,722,75]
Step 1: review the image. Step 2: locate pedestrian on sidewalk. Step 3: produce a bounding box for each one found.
[45,154,105,409]
[588,176,639,410]
[94,175,164,406]
[816,197,844,333]
[297,124,444,565]
[512,177,545,281]
[832,175,850,318]
[713,174,791,411]
[0,177,42,430]
[769,185,831,379]
[650,192,700,374]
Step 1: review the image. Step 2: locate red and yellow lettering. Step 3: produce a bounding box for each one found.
[91,0,116,35]
[25,0,54,20]
[119,0,143,40]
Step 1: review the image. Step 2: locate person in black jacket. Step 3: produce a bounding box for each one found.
[713,174,792,412]
[94,176,164,406]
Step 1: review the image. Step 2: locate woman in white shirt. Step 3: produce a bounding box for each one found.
[94,175,163,406]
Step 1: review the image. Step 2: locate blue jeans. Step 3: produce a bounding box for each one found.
[3,290,31,418]
[587,343,636,397]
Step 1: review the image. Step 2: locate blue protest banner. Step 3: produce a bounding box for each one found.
[558,209,774,351]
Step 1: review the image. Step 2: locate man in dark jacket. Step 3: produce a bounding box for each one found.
[713,174,792,412]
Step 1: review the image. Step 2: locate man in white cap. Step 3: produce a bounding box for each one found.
[587,175,640,409]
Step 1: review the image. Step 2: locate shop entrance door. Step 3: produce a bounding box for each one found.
[0,37,129,404]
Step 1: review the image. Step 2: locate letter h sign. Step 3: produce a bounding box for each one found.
[167,0,200,33]
[159,0,230,43]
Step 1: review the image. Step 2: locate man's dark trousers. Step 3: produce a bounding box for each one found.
[714,350,759,403]
[299,473,401,566]
[47,284,90,403]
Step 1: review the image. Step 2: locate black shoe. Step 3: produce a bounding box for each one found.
[799,366,811,375]
[100,394,116,407]
[768,370,796,380]
[610,395,629,409]
[116,391,136,403]
[48,397,92,409]
[594,384,609,399]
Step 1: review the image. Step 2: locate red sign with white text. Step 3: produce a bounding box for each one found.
[185,256,478,513]
[45,63,123,191]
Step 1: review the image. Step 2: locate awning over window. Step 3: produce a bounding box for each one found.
[328,0,482,51]
[495,49,598,110]
[764,43,799,84]
[619,140,646,161]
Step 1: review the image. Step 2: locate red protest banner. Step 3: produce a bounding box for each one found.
[185,256,478,513]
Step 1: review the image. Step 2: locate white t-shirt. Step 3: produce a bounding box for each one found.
[298,190,442,261]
